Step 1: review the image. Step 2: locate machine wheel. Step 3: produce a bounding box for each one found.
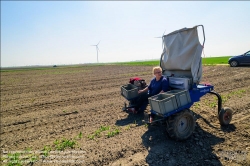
[230,60,238,67]
[166,109,195,141]
[218,107,233,125]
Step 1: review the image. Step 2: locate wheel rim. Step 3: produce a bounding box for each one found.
[231,61,237,67]
[177,116,189,133]
[219,108,233,125]
[223,111,232,122]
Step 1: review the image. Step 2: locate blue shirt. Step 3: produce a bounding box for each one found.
[148,76,169,96]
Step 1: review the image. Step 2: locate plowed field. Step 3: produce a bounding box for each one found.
[1,65,249,166]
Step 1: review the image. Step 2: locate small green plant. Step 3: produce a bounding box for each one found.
[125,125,131,130]
[29,154,39,164]
[221,94,230,104]
[204,98,218,108]
[87,125,110,140]
[5,152,22,166]
[30,98,35,103]
[219,89,247,104]
[100,125,110,131]
[74,132,83,140]
[94,130,101,137]
[25,147,31,152]
[54,138,77,150]
[87,134,95,140]
[233,89,246,98]
[209,102,216,108]
[78,132,83,139]
[23,148,38,164]
[193,103,200,109]
[42,145,51,157]
[107,128,120,138]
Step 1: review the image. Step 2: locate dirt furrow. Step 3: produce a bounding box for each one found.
[1,65,250,166]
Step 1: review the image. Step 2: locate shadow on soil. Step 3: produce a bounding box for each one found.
[141,123,224,166]
[115,111,145,127]
[140,111,228,166]
[194,112,236,133]
[220,124,236,133]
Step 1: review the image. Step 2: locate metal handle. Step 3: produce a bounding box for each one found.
[196,25,205,47]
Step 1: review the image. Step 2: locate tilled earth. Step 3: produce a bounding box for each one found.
[0,65,249,166]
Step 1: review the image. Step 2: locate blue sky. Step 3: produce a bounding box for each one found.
[1,1,250,67]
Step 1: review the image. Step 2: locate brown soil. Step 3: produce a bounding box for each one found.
[0,65,249,166]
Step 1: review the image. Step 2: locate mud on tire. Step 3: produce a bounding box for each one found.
[166,109,195,141]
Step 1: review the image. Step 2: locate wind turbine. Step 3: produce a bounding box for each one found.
[154,30,166,49]
[91,41,100,63]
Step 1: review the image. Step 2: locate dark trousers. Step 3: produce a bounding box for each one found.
[131,91,151,112]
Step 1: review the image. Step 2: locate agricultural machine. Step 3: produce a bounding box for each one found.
[121,25,233,140]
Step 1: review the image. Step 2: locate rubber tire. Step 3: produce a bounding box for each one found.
[218,107,233,125]
[166,109,195,141]
[230,60,238,67]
